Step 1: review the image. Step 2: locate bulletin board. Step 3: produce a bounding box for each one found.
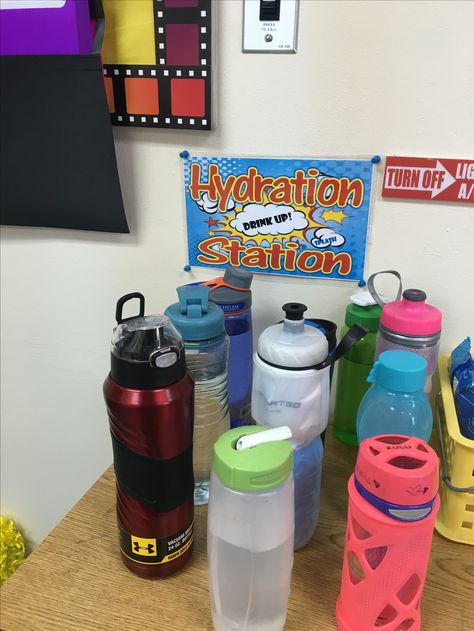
[102,0,213,130]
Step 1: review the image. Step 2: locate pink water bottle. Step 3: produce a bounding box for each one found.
[336,435,440,631]
[368,271,442,393]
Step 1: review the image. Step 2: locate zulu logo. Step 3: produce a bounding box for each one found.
[133,542,155,554]
[269,401,301,408]
[386,445,412,450]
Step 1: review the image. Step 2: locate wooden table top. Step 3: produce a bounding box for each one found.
[1,428,472,631]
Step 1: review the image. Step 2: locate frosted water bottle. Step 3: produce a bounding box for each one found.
[333,291,383,446]
[253,302,366,548]
[293,435,323,550]
[368,271,442,393]
[208,426,294,631]
[253,303,330,443]
[336,434,440,631]
[253,302,367,443]
[357,350,433,443]
[165,285,229,505]
[206,267,253,428]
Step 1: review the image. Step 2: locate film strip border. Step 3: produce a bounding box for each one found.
[104,65,212,129]
[104,0,213,130]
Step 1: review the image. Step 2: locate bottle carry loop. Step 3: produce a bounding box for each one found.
[367,270,402,308]
[202,277,249,292]
[115,292,145,324]
[436,393,474,493]
[257,323,368,371]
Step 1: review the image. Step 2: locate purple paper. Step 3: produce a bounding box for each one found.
[0,0,92,55]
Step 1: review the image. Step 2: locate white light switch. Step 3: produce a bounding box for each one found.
[243,0,299,53]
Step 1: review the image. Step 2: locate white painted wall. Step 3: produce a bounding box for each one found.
[1,0,473,548]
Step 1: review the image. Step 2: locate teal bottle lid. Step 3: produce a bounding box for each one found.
[165,285,225,341]
[368,350,427,393]
[213,426,293,492]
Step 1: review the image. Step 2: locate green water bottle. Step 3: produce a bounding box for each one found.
[333,292,382,446]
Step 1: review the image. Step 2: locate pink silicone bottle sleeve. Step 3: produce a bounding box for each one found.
[336,475,440,631]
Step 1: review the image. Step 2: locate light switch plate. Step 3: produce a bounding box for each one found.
[243,0,299,53]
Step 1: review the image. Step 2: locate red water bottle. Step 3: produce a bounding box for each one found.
[103,292,194,578]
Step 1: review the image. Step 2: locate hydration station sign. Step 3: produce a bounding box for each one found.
[382,156,474,203]
[183,156,375,280]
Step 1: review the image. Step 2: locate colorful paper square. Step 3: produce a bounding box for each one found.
[171,78,205,116]
[125,78,159,115]
[165,24,199,66]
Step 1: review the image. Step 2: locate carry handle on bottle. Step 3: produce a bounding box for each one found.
[258,324,368,371]
[201,277,249,292]
[313,324,368,370]
[177,285,209,317]
[367,270,403,308]
[115,292,145,324]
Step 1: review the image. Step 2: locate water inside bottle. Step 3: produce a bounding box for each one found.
[210,537,293,631]
[185,342,229,505]
[227,327,253,427]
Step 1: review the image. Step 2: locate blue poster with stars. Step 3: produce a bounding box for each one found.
[183,156,375,280]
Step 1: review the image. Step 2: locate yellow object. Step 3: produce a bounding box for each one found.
[0,516,25,585]
[434,354,474,545]
[102,0,156,66]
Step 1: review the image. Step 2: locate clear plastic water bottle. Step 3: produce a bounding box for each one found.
[208,426,294,631]
[207,267,253,428]
[165,285,229,505]
[356,350,433,443]
[337,434,440,631]
[293,435,323,550]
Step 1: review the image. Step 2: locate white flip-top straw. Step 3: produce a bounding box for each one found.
[236,426,292,451]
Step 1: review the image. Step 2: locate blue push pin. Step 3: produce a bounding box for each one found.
[180,150,190,159]
[183,264,191,272]
[358,279,366,287]
[371,155,381,164]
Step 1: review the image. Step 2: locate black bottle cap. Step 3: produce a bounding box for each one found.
[282,302,307,321]
[403,289,427,302]
[110,293,186,389]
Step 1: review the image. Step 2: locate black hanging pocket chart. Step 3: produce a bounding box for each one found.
[0,0,129,233]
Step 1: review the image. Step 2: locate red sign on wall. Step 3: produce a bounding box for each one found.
[382,156,474,203]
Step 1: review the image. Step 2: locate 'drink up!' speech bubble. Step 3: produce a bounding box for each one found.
[230,203,308,237]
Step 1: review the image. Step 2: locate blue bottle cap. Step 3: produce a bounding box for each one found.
[368,350,427,393]
[165,285,225,341]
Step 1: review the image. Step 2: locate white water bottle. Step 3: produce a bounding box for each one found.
[207,426,294,631]
[252,303,330,444]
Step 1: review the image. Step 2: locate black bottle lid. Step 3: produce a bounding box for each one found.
[282,302,307,321]
[403,288,427,302]
[110,293,186,389]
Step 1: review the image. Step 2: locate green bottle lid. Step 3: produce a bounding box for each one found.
[345,303,382,332]
[213,426,293,492]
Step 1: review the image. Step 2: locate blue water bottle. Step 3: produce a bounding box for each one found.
[293,435,323,550]
[207,267,253,428]
[356,350,433,443]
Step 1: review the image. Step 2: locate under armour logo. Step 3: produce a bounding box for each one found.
[130,535,157,557]
[133,542,155,554]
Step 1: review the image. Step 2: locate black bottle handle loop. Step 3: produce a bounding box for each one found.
[313,324,368,370]
[115,292,145,324]
[367,270,402,308]
[258,324,368,372]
